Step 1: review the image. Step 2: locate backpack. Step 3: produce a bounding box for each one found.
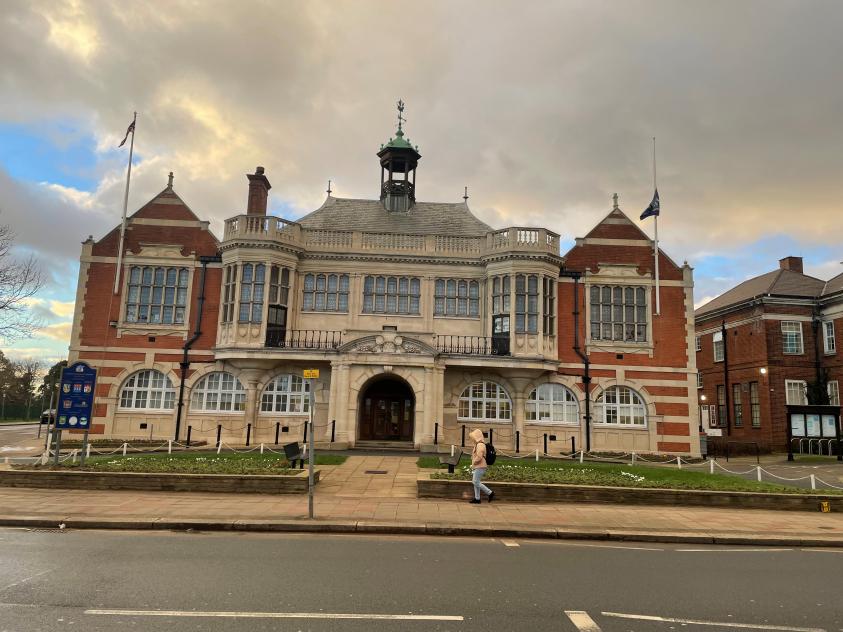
[485,442,497,465]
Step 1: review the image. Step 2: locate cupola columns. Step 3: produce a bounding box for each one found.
[377,100,421,212]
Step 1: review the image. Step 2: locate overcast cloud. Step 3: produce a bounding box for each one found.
[1,0,842,359]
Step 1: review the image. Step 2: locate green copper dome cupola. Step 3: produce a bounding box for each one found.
[378,99,421,212]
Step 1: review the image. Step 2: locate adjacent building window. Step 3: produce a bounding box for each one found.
[221,264,237,323]
[594,386,646,426]
[781,321,804,354]
[589,285,647,342]
[526,383,579,424]
[823,321,836,354]
[713,331,724,362]
[125,266,189,325]
[785,380,808,405]
[458,381,512,422]
[492,275,510,314]
[363,276,420,314]
[750,381,760,428]
[515,274,539,333]
[119,370,176,410]
[828,381,840,407]
[260,374,311,414]
[239,263,265,323]
[434,279,480,317]
[695,335,702,352]
[697,373,703,389]
[190,372,246,412]
[732,383,743,427]
[303,273,349,312]
[543,277,555,336]
[269,266,291,306]
[717,385,726,427]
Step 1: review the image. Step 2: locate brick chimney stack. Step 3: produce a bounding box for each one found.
[246,166,271,215]
[779,256,804,273]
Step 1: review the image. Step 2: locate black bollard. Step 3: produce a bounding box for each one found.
[275,422,281,445]
[571,435,576,455]
[246,423,251,447]
[489,428,494,445]
[331,419,336,443]
[543,433,548,455]
[516,430,520,453]
[461,425,466,448]
[186,425,192,447]
[216,424,222,449]
[434,422,439,445]
[303,420,308,444]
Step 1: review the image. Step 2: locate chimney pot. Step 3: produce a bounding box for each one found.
[246,167,271,215]
[779,256,803,273]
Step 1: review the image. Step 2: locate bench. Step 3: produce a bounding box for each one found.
[283,442,306,469]
[439,449,464,473]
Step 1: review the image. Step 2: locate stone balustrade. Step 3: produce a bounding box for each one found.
[222,215,560,257]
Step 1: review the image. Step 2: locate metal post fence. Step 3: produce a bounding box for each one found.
[489,428,494,445]
[515,430,520,453]
[186,425,192,447]
[303,420,308,445]
[461,425,466,448]
[434,422,439,445]
[275,422,280,445]
[331,420,336,443]
[246,423,251,447]
[216,424,222,449]
[571,436,576,455]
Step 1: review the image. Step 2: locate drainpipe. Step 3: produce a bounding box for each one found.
[561,268,591,451]
[812,305,822,390]
[174,254,222,441]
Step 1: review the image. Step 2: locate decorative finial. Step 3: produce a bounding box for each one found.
[463,186,469,202]
[612,192,619,211]
[327,179,332,195]
[396,99,406,135]
[168,172,174,189]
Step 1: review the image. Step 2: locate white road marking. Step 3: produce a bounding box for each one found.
[557,542,663,551]
[501,539,520,547]
[85,609,464,621]
[800,548,843,553]
[676,548,793,553]
[602,611,825,631]
[564,610,602,631]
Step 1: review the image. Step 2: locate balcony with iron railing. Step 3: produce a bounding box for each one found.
[434,335,510,356]
[222,214,560,258]
[265,329,343,350]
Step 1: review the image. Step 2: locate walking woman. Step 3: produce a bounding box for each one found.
[468,428,495,504]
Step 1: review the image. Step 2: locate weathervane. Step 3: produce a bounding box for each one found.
[612,192,619,211]
[327,179,332,195]
[463,186,469,202]
[397,99,406,133]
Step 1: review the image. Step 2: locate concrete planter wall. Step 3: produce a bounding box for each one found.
[418,475,841,512]
[0,469,318,494]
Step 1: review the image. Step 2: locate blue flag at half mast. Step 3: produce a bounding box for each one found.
[640,188,660,220]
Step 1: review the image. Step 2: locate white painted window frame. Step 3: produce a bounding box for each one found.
[781,321,804,355]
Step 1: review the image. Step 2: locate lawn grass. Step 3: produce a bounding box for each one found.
[427,457,842,494]
[25,451,346,475]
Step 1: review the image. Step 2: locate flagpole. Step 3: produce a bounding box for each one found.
[653,136,660,316]
[113,112,136,294]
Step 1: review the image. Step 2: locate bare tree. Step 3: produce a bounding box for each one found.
[0,222,44,342]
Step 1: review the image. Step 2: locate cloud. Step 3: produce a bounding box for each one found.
[0,0,842,319]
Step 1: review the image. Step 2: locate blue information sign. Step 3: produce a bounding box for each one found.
[56,362,97,431]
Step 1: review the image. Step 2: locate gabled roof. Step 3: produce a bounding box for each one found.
[695,268,826,317]
[583,206,654,242]
[296,196,493,236]
[823,271,843,297]
[130,186,203,222]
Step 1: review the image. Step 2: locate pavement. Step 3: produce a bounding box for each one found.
[2,454,843,547]
[1,528,842,631]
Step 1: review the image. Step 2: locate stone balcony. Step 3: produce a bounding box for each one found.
[222,215,560,258]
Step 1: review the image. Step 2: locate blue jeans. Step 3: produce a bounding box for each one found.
[472,467,492,500]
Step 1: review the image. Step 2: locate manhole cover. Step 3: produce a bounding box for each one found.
[365,470,388,474]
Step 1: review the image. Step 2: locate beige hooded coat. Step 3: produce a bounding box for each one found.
[469,428,487,469]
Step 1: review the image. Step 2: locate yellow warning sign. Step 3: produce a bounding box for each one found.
[303,369,320,379]
[820,501,831,513]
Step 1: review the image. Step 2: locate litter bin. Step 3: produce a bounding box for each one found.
[699,433,708,460]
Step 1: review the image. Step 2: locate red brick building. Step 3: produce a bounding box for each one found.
[695,256,843,452]
[67,131,698,454]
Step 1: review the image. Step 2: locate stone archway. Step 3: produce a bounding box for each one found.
[358,375,415,442]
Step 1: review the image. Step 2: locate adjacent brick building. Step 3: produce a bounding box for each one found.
[695,256,843,452]
[67,115,699,455]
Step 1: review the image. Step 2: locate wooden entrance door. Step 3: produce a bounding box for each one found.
[358,379,414,441]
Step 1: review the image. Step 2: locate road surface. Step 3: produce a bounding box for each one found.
[0,528,840,631]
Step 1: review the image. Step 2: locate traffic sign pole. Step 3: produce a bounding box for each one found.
[307,377,315,519]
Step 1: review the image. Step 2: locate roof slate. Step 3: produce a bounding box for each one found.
[695,268,826,317]
[296,196,494,236]
[823,272,843,296]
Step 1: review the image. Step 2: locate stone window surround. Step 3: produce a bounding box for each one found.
[457,380,513,423]
[525,383,580,425]
[592,385,648,428]
[118,369,177,411]
[118,255,197,336]
[190,371,247,413]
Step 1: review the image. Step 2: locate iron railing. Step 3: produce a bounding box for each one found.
[435,335,510,356]
[265,329,343,350]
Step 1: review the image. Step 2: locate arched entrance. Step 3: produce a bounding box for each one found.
[358,377,415,442]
